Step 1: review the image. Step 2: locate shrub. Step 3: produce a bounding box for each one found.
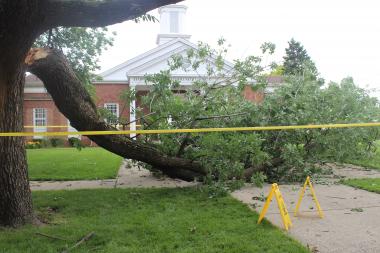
[68,137,85,150]
[251,172,267,188]
[40,138,51,148]
[50,138,65,147]
[25,141,41,149]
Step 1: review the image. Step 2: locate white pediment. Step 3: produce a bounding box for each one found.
[99,38,233,85]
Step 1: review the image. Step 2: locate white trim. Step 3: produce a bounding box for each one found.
[129,74,229,87]
[24,87,47,93]
[92,81,128,84]
[99,38,234,80]
[99,39,183,77]
[67,120,81,140]
[156,34,191,45]
[129,87,136,138]
[133,84,195,91]
[158,4,188,13]
[126,45,190,75]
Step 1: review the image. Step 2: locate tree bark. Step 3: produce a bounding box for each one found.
[0,65,33,227]
[46,0,181,27]
[26,48,207,181]
[0,0,49,227]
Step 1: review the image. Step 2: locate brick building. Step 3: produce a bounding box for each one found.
[24,74,129,145]
[23,4,282,143]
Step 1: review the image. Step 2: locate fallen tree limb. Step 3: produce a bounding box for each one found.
[242,157,284,180]
[35,232,66,241]
[61,231,95,253]
[26,48,207,181]
[195,112,249,121]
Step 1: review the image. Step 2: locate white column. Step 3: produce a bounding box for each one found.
[129,86,136,138]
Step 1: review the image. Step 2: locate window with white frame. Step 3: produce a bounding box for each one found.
[33,108,47,139]
[104,103,119,124]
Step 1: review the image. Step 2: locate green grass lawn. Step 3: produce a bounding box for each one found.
[347,141,380,170]
[27,148,123,181]
[343,178,380,194]
[347,153,380,170]
[0,188,308,253]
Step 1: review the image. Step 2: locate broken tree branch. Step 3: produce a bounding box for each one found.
[194,112,249,121]
[175,82,240,157]
[61,231,95,253]
[26,48,207,181]
[35,232,66,241]
[122,111,156,127]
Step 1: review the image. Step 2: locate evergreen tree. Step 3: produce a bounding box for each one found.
[283,38,317,77]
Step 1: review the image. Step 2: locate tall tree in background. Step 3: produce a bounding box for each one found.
[34,27,116,85]
[0,0,180,228]
[283,38,318,77]
[34,12,157,85]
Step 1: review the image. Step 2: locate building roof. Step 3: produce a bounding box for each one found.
[25,74,43,87]
[97,38,235,86]
[267,75,284,87]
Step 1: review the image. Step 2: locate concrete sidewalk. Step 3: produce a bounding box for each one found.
[232,182,380,253]
[30,160,196,191]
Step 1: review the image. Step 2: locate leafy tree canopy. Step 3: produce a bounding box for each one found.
[114,41,380,194]
[33,14,157,85]
[247,73,380,182]
[34,27,116,85]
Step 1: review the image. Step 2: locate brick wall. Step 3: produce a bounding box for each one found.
[95,83,130,120]
[243,85,264,103]
[24,98,67,141]
[23,83,129,145]
[23,83,264,145]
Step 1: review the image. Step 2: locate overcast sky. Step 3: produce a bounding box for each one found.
[99,0,380,95]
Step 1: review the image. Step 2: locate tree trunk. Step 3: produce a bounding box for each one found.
[0,0,182,227]
[27,48,207,181]
[0,65,33,227]
[0,1,45,227]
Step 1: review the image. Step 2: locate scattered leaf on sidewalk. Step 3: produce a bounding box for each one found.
[250,203,258,209]
[307,244,319,253]
[252,194,266,202]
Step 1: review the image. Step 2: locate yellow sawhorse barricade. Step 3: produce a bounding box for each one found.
[257,177,323,231]
[294,176,324,218]
[257,183,292,231]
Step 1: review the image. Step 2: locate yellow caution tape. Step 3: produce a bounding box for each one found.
[23,125,142,129]
[24,126,71,128]
[1,122,379,137]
